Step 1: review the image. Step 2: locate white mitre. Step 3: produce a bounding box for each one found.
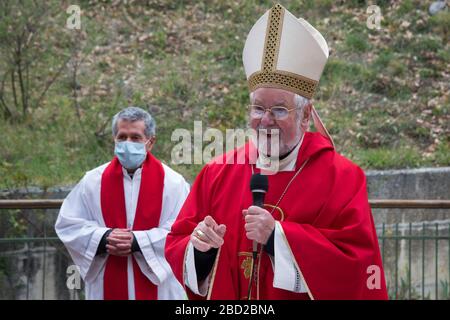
[243,3,334,145]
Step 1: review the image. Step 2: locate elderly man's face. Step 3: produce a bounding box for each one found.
[249,87,306,157]
[115,119,155,152]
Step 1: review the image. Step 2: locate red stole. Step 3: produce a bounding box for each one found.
[100,152,164,300]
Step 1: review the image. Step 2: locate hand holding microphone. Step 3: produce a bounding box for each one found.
[243,206,275,245]
[244,173,275,245]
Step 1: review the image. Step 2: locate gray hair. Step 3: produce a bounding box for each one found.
[294,94,311,132]
[294,94,310,118]
[112,106,156,138]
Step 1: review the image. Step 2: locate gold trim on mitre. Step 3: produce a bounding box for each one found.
[247,3,319,99]
[261,3,284,72]
[248,71,318,100]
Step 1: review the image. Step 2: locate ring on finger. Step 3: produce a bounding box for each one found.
[194,229,206,240]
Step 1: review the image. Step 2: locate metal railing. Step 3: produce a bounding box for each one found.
[379,221,450,299]
[0,200,76,300]
[0,199,449,300]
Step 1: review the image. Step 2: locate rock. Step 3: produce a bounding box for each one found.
[429,1,447,15]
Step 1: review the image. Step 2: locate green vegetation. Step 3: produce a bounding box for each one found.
[0,0,448,189]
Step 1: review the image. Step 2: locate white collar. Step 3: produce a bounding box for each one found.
[256,134,304,172]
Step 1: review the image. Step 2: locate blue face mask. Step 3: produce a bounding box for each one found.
[114,141,148,169]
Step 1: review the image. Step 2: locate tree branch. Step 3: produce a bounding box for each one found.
[16,35,28,119]
[34,54,71,110]
[0,69,13,119]
[10,68,18,111]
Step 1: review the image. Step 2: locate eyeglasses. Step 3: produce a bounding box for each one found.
[247,104,300,120]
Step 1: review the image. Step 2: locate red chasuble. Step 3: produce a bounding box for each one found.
[101,152,164,300]
[165,132,388,300]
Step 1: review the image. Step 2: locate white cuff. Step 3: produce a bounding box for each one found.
[85,227,109,262]
[273,221,307,293]
[133,230,167,285]
[147,226,170,244]
[184,242,210,296]
[83,227,110,281]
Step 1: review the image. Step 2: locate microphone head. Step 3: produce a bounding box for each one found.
[250,173,269,193]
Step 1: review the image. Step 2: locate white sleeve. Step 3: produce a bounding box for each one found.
[133,176,191,285]
[273,221,308,293]
[54,176,109,283]
[184,242,210,296]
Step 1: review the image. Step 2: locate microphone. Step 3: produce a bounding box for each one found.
[249,173,269,253]
[247,173,268,300]
[250,173,269,208]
